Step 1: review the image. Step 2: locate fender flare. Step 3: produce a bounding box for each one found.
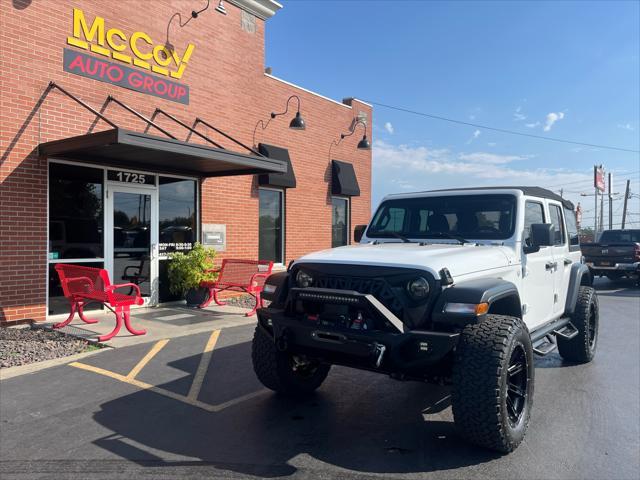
[432,278,521,326]
[564,263,592,316]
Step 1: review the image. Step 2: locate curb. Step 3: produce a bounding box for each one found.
[0,347,109,381]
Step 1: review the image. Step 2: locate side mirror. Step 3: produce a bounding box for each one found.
[354,224,367,243]
[526,223,554,253]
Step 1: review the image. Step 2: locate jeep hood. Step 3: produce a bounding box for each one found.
[294,242,512,278]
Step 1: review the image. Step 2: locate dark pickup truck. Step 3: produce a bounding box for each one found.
[582,229,640,282]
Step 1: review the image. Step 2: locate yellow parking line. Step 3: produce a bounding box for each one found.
[70,361,203,407]
[187,330,221,401]
[68,329,264,413]
[126,339,169,380]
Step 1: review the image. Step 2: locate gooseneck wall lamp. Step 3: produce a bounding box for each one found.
[342,120,371,150]
[253,95,306,147]
[329,119,371,159]
[163,0,212,56]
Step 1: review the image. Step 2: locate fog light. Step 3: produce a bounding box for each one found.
[444,302,489,315]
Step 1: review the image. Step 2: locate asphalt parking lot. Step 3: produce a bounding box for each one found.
[1,278,639,480]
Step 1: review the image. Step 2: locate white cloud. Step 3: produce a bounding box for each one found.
[525,121,540,128]
[543,111,565,132]
[617,123,634,131]
[487,142,497,147]
[457,152,527,164]
[384,122,394,134]
[372,139,591,207]
[513,106,527,121]
[466,129,481,144]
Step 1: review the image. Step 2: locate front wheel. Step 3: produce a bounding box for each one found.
[451,315,534,453]
[251,326,330,396]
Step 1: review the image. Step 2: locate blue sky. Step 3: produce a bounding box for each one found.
[266,1,640,227]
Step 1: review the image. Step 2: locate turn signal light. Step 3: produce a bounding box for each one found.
[444,302,489,315]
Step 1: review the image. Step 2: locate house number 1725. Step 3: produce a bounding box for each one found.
[107,170,154,185]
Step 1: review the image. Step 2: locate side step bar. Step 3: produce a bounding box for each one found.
[530,316,578,356]
[533,335,556,356]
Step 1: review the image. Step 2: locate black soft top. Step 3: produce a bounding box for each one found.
[427,186,574,210]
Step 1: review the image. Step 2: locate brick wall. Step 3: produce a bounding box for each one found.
[0,0,372,324]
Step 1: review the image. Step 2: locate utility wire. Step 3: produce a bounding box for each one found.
[365,100,640,154]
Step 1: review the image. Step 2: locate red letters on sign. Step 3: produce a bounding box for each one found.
[64,49,189,105]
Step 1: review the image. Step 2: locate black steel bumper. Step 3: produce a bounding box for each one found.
[256,287,459,374]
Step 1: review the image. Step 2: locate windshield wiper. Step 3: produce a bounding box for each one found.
[389,232,412,243]
[422,232,468,244]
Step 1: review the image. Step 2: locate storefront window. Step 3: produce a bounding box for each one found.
[259,188,284,263]
[332,197,349,247]
[48,163,104,315]
[159,177,197,255]
[49,163,103,260]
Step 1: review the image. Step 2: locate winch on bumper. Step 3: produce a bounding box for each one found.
[256,287,459,374]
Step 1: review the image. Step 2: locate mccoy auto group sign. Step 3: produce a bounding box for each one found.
[64,8,192,104]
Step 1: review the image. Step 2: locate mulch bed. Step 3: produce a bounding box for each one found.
[0,327,94,369]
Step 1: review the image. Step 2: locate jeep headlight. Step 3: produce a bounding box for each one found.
[407,277,430,299]
[296,270,314,288]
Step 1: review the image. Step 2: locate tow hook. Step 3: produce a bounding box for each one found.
[372,342,386,368]
[275,329,290,352]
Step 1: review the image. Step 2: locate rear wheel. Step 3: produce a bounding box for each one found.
[451,315,534,453]
[251,326,330,396]
[558,286,598,363]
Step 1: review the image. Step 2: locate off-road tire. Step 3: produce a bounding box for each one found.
[557,286,598,363]
[451,315,534,453]
[251,326,330,396]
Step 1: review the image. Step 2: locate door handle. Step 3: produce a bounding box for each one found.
[563,258,572,266]
[545,261,557,271]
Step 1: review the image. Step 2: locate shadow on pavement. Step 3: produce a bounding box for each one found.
[92,339,501,476]
[592,278,640,298]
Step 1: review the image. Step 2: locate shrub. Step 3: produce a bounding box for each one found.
[167,243,217,295]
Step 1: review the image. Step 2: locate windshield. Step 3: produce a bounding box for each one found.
[367,194,517,240]
[599,230,640,243]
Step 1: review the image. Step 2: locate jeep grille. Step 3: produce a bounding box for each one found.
[314,275,404,318]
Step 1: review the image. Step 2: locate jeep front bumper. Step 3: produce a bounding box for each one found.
[256,287,459,374]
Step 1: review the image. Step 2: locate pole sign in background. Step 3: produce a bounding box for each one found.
[594,165,605,192]
[63,49,190,104]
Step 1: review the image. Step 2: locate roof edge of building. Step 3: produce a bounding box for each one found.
[265,73,354,110]
[227,0,283,20]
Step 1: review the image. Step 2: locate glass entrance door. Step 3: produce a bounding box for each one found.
[106,185,158,306]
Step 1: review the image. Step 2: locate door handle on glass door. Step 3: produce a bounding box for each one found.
[151,243,157,260]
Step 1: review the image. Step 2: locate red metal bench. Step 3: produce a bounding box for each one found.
[198,259,274,316]
[54,264,146,342]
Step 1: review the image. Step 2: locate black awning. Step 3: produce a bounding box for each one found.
[257,143,297,188]
[38,128,287,177]
[331,160,360,196]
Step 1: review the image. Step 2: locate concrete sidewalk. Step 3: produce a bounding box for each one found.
[41,303,257,348]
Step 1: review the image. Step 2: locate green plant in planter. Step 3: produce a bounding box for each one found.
[167,243,218,296]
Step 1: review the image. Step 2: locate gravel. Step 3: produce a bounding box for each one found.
[0,327,94,369]
[223,294,270,309]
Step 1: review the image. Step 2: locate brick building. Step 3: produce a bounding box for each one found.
[0,0,372,324]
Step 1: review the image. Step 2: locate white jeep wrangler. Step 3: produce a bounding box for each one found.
[252,187,598,453]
